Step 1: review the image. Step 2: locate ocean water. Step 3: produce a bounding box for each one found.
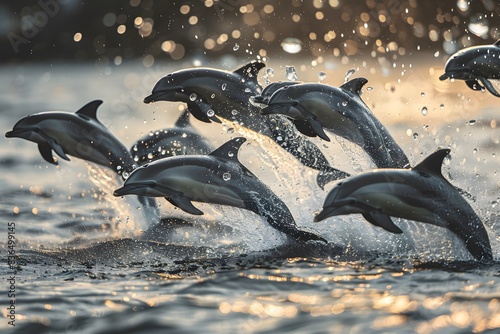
[1,56,499,334]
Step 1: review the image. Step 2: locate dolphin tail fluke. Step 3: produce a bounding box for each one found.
[316,167,350,190]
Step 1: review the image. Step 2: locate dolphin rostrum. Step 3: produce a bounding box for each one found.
[5,100,135,178]
[314,149,492,261]
[439,40,500,97]
[131,109,213,165]
[144,61,349,188]
[260,78,410,169]
[114,137,326,243]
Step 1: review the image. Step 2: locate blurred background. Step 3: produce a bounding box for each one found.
[1,0,499,65]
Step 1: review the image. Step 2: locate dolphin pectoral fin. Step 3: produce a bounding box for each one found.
[362,212,403,234]
[48,139,70,161]
[465,79,482,91]
[75,100,103,120]
[38,143,58,165]
[292,119,317,137]
[306,118,330,141]
[478,77,500,97]
[187,105,212,123]
[166,196,204,215]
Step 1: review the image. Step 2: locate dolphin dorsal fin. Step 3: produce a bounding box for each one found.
[494,40,500,47]
[340,78,368,95]
[209,137,246,161]
[413,148,451,176]
[233,61,265,81]
[76,100,103,120]
[175,109,191,128]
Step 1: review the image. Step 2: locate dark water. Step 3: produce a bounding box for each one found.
[0,57,499,334]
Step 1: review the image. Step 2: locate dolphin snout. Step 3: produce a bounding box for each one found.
[439,73,449,81]
[113,181,156,197]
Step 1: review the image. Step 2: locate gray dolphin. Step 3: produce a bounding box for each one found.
[261,78,410,169]
[131,109,213,165]
[145,62,349,188]
[5,100,135,177]
[144,61,265,125]
[439,40,500,97]
[114,137,326,243]
[314,149,492,261]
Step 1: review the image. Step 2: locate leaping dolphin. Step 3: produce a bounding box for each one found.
[314,149,492,261]
[260,78,410,169]
[144,62,349,188]
[439,40,500,97]
[131,109,213,165]
[5,100,135,177]
[114,137,326,243]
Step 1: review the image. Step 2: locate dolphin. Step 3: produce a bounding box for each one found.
[145,62,349,188]
[5,100,136,177]
[314,148,492,261]
[144,61,265,125]
[439,40,500,97]
[260,78,410,169]
[131,109,213,165]
[114,137,326,243]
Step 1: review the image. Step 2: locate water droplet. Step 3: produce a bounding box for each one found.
[423,125,429,130]
[285,66,298,81]
[189,93,197,101]
[367,87,373,91]
[467,119,476,125]
[134,156,139,162]
[122,171,129,179]
[341,101,348,106]
[281,38,302,54]
[206,109,215,117]
[233,44,240,51]
[276,135,283,142]
[266,68,274,77]
[222,172,231,181]
[412,133,419,140]
[344,68,355,82]
[440,103,444,109]
[227,151,234,157]
[318,71,327,81]
[147,152,154,159]
[457,0,469,11]
[221,83,227,91]
[227,128,234,134]
[420,92,425,97]
[117,166,122,171]
[473,148,478,154]
[132,145,138,152]
[244,88,251,93]
[421,106,428,116]
[468,14,489,37]
[231,109,238,116]
[210,93,216,99]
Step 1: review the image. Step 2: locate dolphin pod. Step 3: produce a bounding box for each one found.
[114,137,326,243]
[439,39,500,97]
[144,61,349,189]
[5,100,136,178]
[131,109,213,165]
[314,149,492,261]
[260,78,410,169]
